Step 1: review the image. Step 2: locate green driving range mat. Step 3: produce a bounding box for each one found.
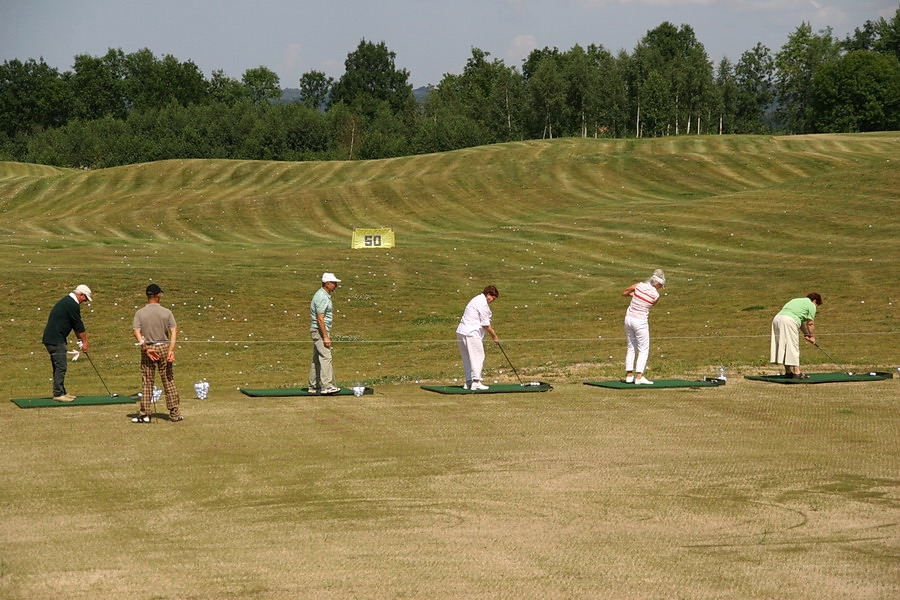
[584,379,725,389]
[239,387,374,397]
[420,382,553,394]
[11,394,135,408]
[745,372,893,384]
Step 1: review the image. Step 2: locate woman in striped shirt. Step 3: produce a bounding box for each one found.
[622,269,666,385]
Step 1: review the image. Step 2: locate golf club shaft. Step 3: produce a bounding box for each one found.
[813,342,846,372]
[84,351,113,396]
[496,342,524,385]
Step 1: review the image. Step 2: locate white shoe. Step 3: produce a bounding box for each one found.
[307,387,318,394]
[634,376,654,385]
[462,383,471,390]
[471,382,490,390]
[624,375,634,383]
[321,386,340,394]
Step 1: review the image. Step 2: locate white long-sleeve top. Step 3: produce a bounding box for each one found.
[456,294,492,339]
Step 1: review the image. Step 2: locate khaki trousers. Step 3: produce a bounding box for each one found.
[309,329,334,389]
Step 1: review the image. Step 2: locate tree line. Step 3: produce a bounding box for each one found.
[1,12,898,168]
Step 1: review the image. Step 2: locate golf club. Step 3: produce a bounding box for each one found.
[496,341,524,386]
[84,350,118,397]
[813,342,851,375]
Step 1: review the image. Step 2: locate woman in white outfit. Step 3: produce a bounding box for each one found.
[456,286,500,390]
[622,269,666,385]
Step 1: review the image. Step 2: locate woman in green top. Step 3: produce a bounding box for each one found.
[770,293,823,378]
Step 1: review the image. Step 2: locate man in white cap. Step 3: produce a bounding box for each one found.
[41,284,92,401]
[309,272,341,394]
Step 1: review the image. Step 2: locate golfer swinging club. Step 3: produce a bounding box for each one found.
[41,284,92,401]
[622,269,666,385]
[770,292,822,379]
[456,286,500,390]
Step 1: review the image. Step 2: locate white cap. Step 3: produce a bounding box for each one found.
[73,284,93,301]
[321,272,341,283]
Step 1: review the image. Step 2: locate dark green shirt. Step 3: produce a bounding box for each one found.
[42,294,85,345]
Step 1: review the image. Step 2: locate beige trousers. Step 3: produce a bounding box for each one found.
[309,329,334,389]
[770,314,801,366]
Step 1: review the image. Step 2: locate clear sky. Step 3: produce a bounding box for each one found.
[1,0,895,88]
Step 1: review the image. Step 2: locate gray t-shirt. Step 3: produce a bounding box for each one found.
[133,303,177,343]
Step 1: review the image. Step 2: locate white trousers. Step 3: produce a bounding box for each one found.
[457,333,485,384]
[624,316,651,373]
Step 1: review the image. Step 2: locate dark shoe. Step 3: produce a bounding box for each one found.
[131,415,150,423]
[795,372,809,379]
[170,415,184,422]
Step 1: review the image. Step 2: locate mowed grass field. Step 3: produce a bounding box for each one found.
[0,133,898,599]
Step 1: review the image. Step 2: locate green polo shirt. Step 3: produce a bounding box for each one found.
[310,287,333,332]
[777,297,817,326]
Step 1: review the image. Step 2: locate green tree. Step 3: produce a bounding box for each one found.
[873,7,900,60]
[0,58,72,138]
[632,22,714,136]
[329,39,415,119]
[587,45,629,137]
[734,43,775,133]
[242,66,281,105]
[774,23,840,133]
[70,49,128,120]
[714,57,738,134]
[528,58,565,138]
[811,50,900,132]
[639,70,671,137]
[122,49,208,110]
[427,48,524,142]
[563,45,601,137]
[298,70,333,110]
[210,69,247,105]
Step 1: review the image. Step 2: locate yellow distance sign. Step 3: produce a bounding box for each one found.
[351,228,395,249]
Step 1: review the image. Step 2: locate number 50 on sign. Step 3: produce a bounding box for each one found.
[351,228,395,249]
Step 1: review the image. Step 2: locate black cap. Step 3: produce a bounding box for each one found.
[146,283,163,295]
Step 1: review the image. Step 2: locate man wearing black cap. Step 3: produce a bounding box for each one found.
[132,283,182,423]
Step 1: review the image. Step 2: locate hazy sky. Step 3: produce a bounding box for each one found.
[1,1,895,88]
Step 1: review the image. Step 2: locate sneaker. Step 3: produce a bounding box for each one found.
[624,375,635,383]
[131,415,150,423]
[307,387,318,394]
[634,377,654,385]
[170,415,184,422]
[471,382,490,390]
[321,386,340,394]
[53,395,75,402]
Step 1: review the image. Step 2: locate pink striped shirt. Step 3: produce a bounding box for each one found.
[625,281,659,320]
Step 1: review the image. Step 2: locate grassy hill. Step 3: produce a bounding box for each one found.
[0,133,898,393]
[1,134,898,599]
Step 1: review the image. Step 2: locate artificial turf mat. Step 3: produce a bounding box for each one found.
[744,371,893,384]
[239,387,374,397]
[584,379,725,389]
[420,382,553,394]
[11,394,136,408]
